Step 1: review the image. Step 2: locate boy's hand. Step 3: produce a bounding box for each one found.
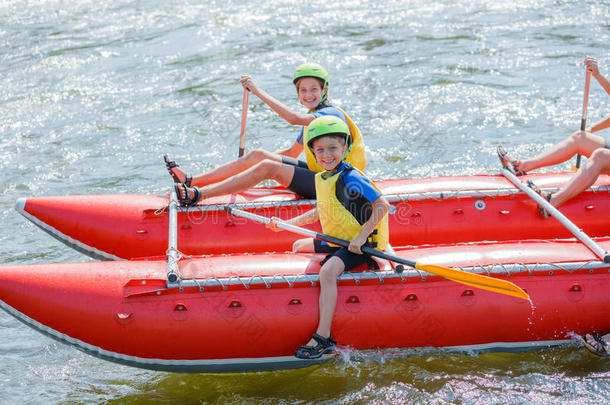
[265,216,283,232]
[348,235,366,255]
[240,75,260,95]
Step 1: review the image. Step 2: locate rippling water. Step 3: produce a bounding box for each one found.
[1,0,609,403]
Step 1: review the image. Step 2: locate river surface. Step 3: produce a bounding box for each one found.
[1,0,610,403]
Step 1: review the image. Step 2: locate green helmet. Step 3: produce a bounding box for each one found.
[293,63,329,109]
[293,63,329,87]
[305,116,350,157]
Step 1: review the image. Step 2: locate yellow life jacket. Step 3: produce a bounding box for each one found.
[315,165,388,251]
[304,106,367,173]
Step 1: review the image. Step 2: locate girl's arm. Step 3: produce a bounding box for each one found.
[348,196,391,254]
[594,73,610,96]
[240,76,315,126]
[266,208,319,232]
[589,114,610,133]
[585,57,610,96]
[275,141,304,158]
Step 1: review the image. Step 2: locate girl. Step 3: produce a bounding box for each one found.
[166,63,367,205]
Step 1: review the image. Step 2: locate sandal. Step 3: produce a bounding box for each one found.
[497,146,527,176]
[174,183,201,207]
[295,333,336,359]
[164,155,192,187]
[582,333,609,357]
[527,179,552,219]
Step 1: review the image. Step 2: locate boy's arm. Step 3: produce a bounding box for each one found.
[348,196,390,254]
[266,208,319,232]
[285,208,319,226]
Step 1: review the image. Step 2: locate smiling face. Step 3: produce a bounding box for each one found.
[311,135,347,171]
[296,77,326,110]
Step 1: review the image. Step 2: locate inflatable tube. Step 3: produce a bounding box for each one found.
[1,238,609,373]
[15,172,610,260]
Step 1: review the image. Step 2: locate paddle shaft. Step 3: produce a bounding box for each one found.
[224,206,530,300]
[226,206,415,266]
[385,244,405,273]
[238,89,249,157]
[226,206,530,297]
[501,168,610,263]
[575,69,591,169]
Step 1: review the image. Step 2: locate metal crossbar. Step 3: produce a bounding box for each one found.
[166,189,181,284]
[172,185,610,214]
[168,260,610,290]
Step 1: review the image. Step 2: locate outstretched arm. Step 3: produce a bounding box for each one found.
[585,57,610,96]
[275,141,304,158]
[266,208,319,232]
[240,76,315,126]
[589,114,610,133]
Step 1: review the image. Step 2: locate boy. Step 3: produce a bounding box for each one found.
[266,115,390,359]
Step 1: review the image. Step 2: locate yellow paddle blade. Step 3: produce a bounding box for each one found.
[414,263,530,300]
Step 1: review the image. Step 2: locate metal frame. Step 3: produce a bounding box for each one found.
[168,260,610,291]
[174,185,610,214]
[166,188,180,284]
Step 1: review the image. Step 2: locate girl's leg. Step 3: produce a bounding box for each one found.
[171,149,283,188]
[303,256,344,347]
[551,148,610,207]
[200,159,296,199]
[519,131,605,172]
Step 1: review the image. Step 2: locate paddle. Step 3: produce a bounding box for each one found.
[501,167,610,263]
[574,68,591,170]
[225,206,530,300]
[238,88,249,157]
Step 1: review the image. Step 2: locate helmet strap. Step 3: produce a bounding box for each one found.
[317,84,329,108]
[342,142,351,160]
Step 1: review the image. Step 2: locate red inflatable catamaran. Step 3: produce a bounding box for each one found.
[1,171,609,373]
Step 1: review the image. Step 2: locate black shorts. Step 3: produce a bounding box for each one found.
[313,239,378,271]
[282,156,316,199]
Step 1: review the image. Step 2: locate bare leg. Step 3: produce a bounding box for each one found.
[519,131,606,172]
[293,238,315,252]
[200,159,296,199]
[168,149,283,188]
[303,257,344,347]
[551,148,610,207]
